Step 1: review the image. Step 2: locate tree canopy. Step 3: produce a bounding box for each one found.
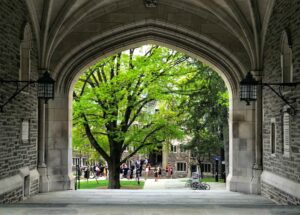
[72,45,228,188]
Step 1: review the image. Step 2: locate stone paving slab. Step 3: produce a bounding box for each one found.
[1,201,300,215]
[19,189,274,205]
[0,180,300,215]
[143,178,226,190]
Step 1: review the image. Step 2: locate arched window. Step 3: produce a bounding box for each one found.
[280,30,293,83]
[19,23,32,81]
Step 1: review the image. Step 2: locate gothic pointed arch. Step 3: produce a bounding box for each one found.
[280,29,293,83]
[19,23,33,81]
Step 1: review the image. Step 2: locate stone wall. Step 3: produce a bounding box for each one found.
[0,0,39,203]
[261,181,300,205]
[262,0,300,205]
[168,151,190,178]
[0,187,23,204]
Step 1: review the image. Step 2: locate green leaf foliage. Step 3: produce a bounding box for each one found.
[72,45,228,187]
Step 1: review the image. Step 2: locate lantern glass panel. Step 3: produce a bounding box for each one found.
[240,84,257,102]
[37,71,55,100]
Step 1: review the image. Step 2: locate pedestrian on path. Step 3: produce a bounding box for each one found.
[154,167,158,182]
[169,167,173,179]
[145,164,151,180]
[157,166,162,179]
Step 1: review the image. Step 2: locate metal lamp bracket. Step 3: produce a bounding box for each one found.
[261,82,298,115]
[0,79,36,112]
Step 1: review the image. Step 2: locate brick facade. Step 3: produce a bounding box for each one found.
[261,181,300,205]
[262,0,300,204]
[0,187,23,204]
[0,0,39,203]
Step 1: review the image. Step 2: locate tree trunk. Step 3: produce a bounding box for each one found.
[107,149,121,189]
[197,160,203,179]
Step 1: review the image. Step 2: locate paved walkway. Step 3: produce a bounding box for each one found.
[144,178,226,190]
[0,179,299,215]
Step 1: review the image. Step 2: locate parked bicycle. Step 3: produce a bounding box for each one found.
[191,181,210,190]
[185,173,211,190]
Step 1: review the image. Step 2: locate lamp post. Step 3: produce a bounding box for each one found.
[0,71,55,112]
[240,72,299,114]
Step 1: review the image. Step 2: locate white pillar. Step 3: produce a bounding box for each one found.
[45,92,74,191]
[227,95,258,194]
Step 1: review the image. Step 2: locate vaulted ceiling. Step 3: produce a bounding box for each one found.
[25,0,275,92]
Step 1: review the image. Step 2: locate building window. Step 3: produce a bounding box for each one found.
[282,106,291,157]
[176,162,186,171]
[201,163,211,172]
[20,23,32,82]
[270,118,276,154]
[280,30,293,83]
[179,144,186,153]
[170,144,177,153]
[73,158,80,165]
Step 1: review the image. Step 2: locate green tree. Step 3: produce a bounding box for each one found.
[173,63,228,176]
[73,46,188,188]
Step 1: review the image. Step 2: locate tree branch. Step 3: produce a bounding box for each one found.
[82,114,111,162]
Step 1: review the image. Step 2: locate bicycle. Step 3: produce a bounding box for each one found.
[191,181,210,190]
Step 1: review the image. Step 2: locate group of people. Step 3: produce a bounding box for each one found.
[94,164,107,178]
[153,164,173,181]
[80,160,174,182]
[119,159,174,182]
[120,159,147,180]
[81,164,108,181]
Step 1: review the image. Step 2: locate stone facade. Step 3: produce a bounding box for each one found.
[167,149,191,178]
[262,0,300,205]
[0,0,39,203]
[261,181,300,205]
[0,187,23,204]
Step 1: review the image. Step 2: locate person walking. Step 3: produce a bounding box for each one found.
[169,167,173,179]
[154,167,158,182]
[157,166,162,179]
[145,164,151,180]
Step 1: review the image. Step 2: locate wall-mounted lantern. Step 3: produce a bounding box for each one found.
[37,71,55,102]
[240,72,299,114]
[240,72,258,105]
[0,71,55,112]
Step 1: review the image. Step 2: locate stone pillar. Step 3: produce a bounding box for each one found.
[162,142,169,170]
[38,101,46,167]
[227,94,258,194]
[251,71,263,194]
[45,92,74,191]
[38,100,50,192]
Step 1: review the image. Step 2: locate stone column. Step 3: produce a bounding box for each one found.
[45,92,74,191]
[38,101,46,167]
[162,142,169,170]
[251,71,263,194]
[38,100,50,192]
[227,94,257,194]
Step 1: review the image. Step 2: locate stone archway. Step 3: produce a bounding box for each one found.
[41,23,259,194]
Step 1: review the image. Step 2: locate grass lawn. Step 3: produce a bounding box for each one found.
[78,180,144,189]
[201,177,224,183]
[181,177,225,183]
